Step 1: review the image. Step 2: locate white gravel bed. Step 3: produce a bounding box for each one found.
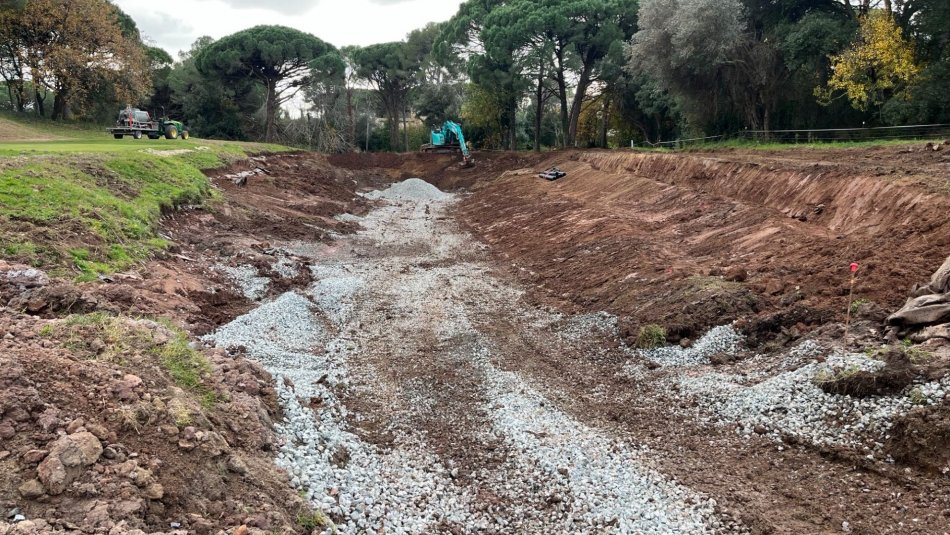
[205,179,736,534]
[471,344,722,534]
[363,178,454,202]
[677,348,948,450]
[218,264,269,300]
[636,325,744,367]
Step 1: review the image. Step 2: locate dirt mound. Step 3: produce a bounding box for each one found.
[454,147,950,343]
[815,348,919,397]
[0,312,313,534]
[886,402,950,473]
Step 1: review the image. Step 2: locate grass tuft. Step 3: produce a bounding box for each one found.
[635,324,668,349]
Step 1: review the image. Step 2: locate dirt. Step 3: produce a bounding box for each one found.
[2,144,950,534]
[452,147,950,348]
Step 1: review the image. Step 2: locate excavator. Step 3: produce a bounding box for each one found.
[421,120,473,167]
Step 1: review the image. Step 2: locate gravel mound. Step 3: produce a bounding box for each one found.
[363,178,454,202]
[678,348,949,450]
[637,325,743,367]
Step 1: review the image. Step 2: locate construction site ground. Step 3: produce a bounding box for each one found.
[2,142,949,534]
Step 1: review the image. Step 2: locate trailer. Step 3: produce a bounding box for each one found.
[107,107,189,140]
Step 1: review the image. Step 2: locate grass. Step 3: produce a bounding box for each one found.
[635,324,668,349]
[49,313,219,407]
[297,510,335,534]
[0,116,290,279]
[633,137,946,153]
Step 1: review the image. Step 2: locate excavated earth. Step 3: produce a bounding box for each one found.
[2,144,950,534]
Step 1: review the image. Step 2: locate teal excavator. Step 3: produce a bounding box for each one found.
[422,120,473,167]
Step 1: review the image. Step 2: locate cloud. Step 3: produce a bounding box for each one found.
[123,9,196,55]
[211,0,321,15]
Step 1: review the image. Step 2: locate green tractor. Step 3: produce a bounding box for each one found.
[107,107,189,140]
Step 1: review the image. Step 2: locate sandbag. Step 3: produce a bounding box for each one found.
[887,293,950,327]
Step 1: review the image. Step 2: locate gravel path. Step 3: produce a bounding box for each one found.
[205,180,731,534]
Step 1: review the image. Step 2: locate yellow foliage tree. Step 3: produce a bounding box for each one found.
[817,10,921,111]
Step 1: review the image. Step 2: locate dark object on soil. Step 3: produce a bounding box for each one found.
[539,167,567,181]
[817,348,918,397]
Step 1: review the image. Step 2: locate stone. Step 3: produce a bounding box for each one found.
[234,525,249,535]
[66,418,86,434]
[37,432,103,495]
[226,455,248,475]
[144,483,164,500]
[22,449,48,464]
[18,479,45,499]
[0,420,14,439]
[724,267,748,283]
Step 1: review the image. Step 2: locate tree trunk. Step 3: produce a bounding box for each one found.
[52,90,67,121]
[35,89,46,117]
[567,62,593,147]
[534,58,545,152]
[264,78,278,142]
[402,107,408,153]
[599,95,611,149]
[346,87,355,149]
[4,84,13,112]
[554,47,569,148]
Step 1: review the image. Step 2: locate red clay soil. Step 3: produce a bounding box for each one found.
[0,152,367,534]
[455,144,950,346]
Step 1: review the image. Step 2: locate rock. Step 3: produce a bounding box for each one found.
[186,514,214,535]
[197,431,230,457]
[2,264,50,288]
[36,409,62,433]
[18,479,45,499]
[226,455,249,475]
[724,267,748,283]
[66,418,85,434]
[85,423,113,442]
[144,483,164,500]
[0,420,16,439]
[112,375,143,401]
[234,525,249,535]
[22,450,48,464]
[36,432,103,495]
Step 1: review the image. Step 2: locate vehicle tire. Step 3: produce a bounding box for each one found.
[181,130,190,140]
[132,130,142,140]
[164,125,178,140]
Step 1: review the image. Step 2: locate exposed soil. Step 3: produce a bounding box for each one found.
[3,144,950,534]
[454,147,950,348]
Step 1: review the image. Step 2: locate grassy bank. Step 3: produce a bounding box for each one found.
[0,132,288,280]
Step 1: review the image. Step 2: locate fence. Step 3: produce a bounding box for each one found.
[635,123,950,148]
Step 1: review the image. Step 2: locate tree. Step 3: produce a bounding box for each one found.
[168,37,261,139]
[627,0,747,132]
[351,42,421,151]
[197,25,340,142]
[817,10,921,113]
[8,0,149,119]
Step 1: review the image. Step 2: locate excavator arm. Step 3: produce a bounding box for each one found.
[443,121,471,161]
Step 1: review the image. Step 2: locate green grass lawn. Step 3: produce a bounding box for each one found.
[0,116,291,281]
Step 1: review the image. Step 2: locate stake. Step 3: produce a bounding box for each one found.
[845,262,860,338]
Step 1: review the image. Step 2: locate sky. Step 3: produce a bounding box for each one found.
[113,0,466,57]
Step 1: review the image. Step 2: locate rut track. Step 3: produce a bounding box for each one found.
[207,187,734,534]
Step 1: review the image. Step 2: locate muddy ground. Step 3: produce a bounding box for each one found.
[2,144,949,534]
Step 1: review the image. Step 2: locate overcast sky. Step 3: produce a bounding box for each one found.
[114,0,465,57]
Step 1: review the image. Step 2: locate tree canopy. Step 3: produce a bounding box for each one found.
[197,25,341,142]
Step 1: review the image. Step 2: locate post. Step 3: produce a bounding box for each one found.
[365,117,370,153]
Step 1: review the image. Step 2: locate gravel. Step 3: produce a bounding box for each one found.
[203,179,735,534]
[636,325,744,367]
[676,345,949,450]
[362,178,454,202]
[218,264,269,300]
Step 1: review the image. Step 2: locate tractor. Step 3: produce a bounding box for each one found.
[107,107,189,140]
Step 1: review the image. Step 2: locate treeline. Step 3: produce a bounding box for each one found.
[0,0,162,122]
[2,0,948,149]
